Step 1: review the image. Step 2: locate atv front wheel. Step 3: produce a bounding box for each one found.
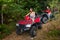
[16,26,23,35]
[41,16,48,24]
[30,26,37,37]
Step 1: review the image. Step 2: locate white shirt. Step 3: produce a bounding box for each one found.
[30,12,35,18]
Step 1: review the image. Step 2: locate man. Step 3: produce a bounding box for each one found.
[43,6,51,20]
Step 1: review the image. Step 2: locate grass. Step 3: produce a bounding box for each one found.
[47,29,60,37]
[35,13,60,40]
[44,13,60,40]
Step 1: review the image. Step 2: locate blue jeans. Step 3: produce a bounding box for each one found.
[47,13,51,20]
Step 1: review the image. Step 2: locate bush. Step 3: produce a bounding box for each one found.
[0,24,12,39]
[0,34,2,39]
[48,29,60,37]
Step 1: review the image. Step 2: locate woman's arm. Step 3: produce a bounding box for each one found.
[26,13,30,16]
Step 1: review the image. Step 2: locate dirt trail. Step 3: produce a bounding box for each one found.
[2,22,51,40]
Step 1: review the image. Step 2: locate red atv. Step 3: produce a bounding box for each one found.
[16,14,42,37]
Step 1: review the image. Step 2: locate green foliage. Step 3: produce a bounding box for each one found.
[0,0,60,39]
[0,23,16,39]
[1,24,11,33]
[0,34,3,39]
[48,29,60,37]
[0,0,59,23]
[0,0,14,3]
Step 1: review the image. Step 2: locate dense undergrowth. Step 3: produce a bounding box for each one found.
[36,13,60,40]
[0,22,16,39]
[0,13,60,40]
[43,13,60,40]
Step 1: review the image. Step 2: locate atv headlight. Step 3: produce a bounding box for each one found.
[16,24,19,26]
[26,24,31,27]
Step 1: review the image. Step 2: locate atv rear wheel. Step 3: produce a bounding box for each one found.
[37,23,42,29]
[38,25,42,29]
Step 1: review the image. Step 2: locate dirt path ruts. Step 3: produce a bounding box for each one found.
[2,22,51,40]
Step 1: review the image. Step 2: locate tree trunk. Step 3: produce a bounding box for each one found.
[1,4,7,24]
[1,5,4,24]
[1,13,3,24]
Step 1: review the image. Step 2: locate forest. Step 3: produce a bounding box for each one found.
[0,0,60,40]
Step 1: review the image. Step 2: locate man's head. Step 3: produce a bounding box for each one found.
[47,6,50,9]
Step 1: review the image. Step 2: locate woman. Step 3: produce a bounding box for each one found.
[26,8,36,22]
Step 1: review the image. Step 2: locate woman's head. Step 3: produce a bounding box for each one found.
[30,8,33,12]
